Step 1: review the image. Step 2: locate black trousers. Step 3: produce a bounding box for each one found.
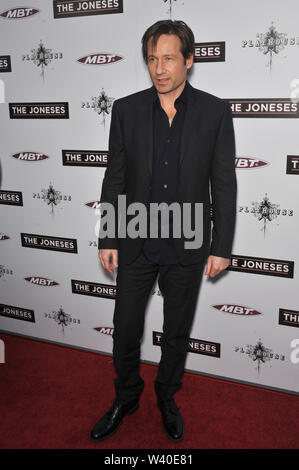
[112,249,206,404]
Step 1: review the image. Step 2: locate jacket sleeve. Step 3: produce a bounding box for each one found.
[98,99,127,250]
[209,101,237,259]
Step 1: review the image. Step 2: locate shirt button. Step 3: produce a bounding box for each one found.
[167,138,170,143]
[164,161,168,165]
[163,184,168,189]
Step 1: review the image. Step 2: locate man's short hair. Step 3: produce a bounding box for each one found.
[141,19,195,66]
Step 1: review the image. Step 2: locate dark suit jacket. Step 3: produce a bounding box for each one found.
[98,80,237,266]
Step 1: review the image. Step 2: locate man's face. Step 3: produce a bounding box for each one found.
[147,33,193,95]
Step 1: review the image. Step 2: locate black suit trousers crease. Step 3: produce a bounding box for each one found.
[112,248,206,404]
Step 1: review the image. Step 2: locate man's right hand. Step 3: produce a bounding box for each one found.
[98,249,118,275]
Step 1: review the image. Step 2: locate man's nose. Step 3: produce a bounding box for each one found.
[156,60,166,74]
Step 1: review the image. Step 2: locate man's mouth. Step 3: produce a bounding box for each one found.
[156,78,169,84]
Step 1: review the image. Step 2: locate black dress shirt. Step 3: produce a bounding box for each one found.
[142,80,189,264]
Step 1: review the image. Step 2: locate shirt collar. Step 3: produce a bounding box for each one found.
[153,79,189,105]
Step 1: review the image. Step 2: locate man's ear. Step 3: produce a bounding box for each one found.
[186,53,194,72]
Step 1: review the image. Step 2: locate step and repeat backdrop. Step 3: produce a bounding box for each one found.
[1,0,299,394]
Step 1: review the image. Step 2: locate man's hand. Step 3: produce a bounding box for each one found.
[205,255,230,278]
[98,249,118,275]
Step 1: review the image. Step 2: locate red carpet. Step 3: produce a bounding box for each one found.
[0,332,298,449]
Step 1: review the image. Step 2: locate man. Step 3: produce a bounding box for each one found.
[90,20,237,443]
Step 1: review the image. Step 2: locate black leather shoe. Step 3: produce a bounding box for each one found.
[90,398,139,442]
[158,398,184,442]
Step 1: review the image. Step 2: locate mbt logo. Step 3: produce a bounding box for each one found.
[24,276,59,287]
[0,339,4,363]
[94,327,114,336]
[12,152,49,162]
[77,53,123,65]
[235,157,269,169]
[0,7,39,19]
[213,304,262,316]
[85,200,101,210]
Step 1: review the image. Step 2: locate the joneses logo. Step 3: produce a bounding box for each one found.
[234,338,285,375]
[239,193,294,236]
[71,280,116,299]
[0,303,35,322]
[194,42,225,62]
[9,102,69,119]
[153,331,221,358]
[62,150,108,167]
[53,0,123,19]
[286,155,299,175]
[228,98,299,117]
[0,190,23,206]
[21,233,78,253]
[33,183,72,215]
[0,55,12,72]
[279,308,299,329]
[22,40,63,80]
[241,22,299,71]
[82,88,114,129]
[45,305,80,335]
[228,255,294,278]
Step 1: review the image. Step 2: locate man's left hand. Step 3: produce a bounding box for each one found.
[205,255,230,278]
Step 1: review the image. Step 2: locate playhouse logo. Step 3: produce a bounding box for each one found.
[33,183,72,215]
[234,338,285,376]
[45,305,80,335]
[82,88,114,129]
[239,193,294,236]
[22,40,63,81]
[241,22,299,71]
